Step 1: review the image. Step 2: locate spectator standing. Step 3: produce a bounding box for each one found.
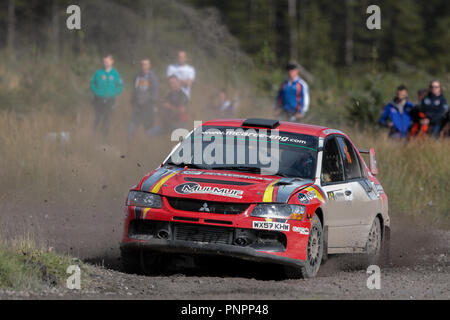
[275,63,310,122]
[216,90,235,118]
[207,89,235,119]
[167,51,196,99]
[90,54,124,136]
[129,58,159,137]
[379,85,414,139]
[159,76,189,134]
[410,89,429,138]
[420,80,448,139]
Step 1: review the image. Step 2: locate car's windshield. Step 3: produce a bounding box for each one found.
[166,126,318,179]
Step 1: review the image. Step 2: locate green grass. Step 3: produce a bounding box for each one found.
[0,238,77,291]
[347,127,450,227]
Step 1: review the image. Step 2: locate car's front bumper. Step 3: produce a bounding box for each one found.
[120,238,306,268]
[121,200,312,263]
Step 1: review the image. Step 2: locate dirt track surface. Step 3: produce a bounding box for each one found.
[1,206,449,300]
[1,252,449,300]
[0,172,448,300]
[75,254,450,300]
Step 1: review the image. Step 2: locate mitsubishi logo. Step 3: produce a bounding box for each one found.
[199,202,210,212]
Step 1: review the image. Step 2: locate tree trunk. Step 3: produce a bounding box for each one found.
[248,0,256,49]
[50,0,60,60]
[7,0,16,57]
[288,0,297,61]
[144,1,154,43]
[345,0,355,66]
[288,0,313,83]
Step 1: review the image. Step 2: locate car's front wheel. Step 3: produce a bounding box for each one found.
[284,214,323,279]
[121,249,143,275]
[141,252,169,275]
[121,249,168,275]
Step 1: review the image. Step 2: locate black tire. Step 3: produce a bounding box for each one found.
[284,214,323,279]
[364,217,382,265]
[141,252,169,276]
[121,249,143,275]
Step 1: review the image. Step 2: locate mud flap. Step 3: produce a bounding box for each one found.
[381,225,391,263]
[322,225,329,262]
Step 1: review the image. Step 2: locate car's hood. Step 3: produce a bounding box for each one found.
[138,166,314,203]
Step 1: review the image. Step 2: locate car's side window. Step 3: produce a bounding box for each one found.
[336,137,362,181]
[321,137,344,184]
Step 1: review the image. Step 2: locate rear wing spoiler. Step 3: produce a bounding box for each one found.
[358,148,378,175]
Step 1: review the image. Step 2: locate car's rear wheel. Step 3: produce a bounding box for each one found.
[284,214,323,279]
[365,217,382,265]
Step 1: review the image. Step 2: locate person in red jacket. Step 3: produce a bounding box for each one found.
[410,89,429,139]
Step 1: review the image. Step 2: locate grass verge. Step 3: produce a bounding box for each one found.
[0,237,82,292]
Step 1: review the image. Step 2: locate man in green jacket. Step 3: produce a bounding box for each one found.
[90,54,124,135]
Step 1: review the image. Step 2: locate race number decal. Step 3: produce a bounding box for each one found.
[253,221,290,232]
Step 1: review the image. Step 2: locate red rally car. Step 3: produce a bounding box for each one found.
[121,119,390,278]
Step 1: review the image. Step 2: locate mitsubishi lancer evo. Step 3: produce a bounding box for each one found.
[120,119,390,278]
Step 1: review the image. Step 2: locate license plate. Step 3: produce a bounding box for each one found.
[253,221,290,232]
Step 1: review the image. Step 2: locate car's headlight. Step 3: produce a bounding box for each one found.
[127,191,162,208]
[251,204,306,221]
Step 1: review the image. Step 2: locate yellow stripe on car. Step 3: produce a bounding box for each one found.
[263,179,280,202]
[305,186,325,203]
[142,208,151,219]
[151,171,179,193]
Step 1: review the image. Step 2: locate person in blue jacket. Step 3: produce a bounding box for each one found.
[90,54,124,136]
[275,63,310,122]
[379,85,414,139]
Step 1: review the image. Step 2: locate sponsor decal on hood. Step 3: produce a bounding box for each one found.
[181,170,272,181]
[175,182,244,199]
[140,167,321,204]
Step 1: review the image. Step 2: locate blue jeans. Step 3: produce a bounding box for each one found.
[430,124,441,139]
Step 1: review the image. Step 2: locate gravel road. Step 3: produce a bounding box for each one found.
[1,208,448,300]
[1,252,448,300]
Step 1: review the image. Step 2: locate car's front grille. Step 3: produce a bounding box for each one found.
[166,197,249,215]
[173,223,233,245]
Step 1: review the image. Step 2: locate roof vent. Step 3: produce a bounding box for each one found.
[242,118,280,129]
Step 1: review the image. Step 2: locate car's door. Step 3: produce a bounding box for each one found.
[335,136,379,248]
[319,136,355,249]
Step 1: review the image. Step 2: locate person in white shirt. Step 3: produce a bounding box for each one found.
[166,51,196,99]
